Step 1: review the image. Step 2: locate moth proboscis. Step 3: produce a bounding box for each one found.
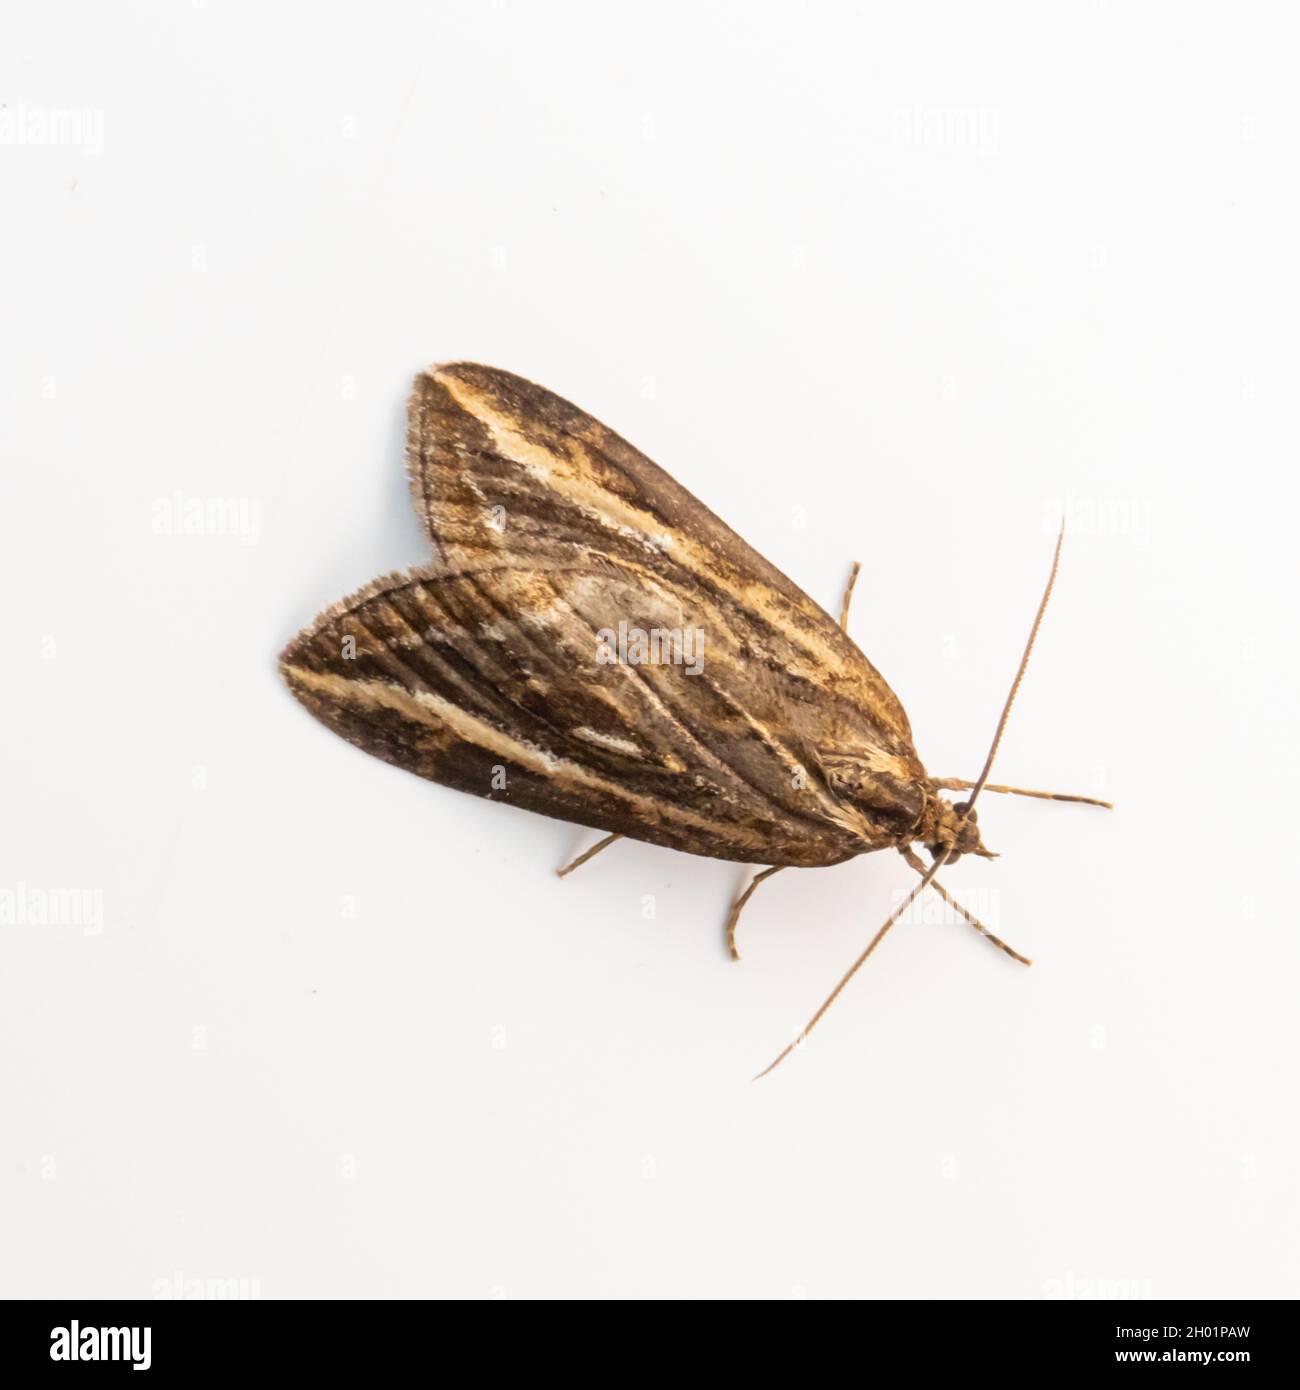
[280,363,1111,1076]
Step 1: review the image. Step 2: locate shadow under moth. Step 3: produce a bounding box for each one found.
[281,363,1110,1076]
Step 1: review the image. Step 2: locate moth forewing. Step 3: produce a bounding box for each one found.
[280,557,898,867]
[405,364,916,743]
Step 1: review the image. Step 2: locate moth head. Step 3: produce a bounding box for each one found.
[917,792,996,863]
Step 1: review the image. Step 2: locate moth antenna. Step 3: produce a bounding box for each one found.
[755,524,1065,1080]
[933,778,1112,810]
[961,522,1064,809]
[753,874,934,1081]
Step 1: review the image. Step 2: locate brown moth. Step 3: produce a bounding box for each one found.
[280,363,1109,1074]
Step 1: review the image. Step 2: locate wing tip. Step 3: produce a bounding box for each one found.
[412,361,545,405]
[412,360,494,391]
[278,563,446,675]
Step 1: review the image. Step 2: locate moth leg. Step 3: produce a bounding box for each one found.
[838,561,862,630]
[933,777,1113,810]
[898,847,1032,967]
[725,866,783,962]
[556,833,622,879]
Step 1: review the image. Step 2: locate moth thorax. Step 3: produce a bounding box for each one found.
[917,792,993,863]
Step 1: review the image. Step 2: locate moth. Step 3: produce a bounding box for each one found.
[281,363,1110,1075]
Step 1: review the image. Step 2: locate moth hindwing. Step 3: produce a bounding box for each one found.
[281,363,938,867]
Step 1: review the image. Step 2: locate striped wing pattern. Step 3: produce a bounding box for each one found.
[280,365,928,865]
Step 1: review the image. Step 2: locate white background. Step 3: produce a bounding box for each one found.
[2,1,1297,1300]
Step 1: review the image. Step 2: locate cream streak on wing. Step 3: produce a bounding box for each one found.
[284,666,731,837]
[433,369,862,689]
[571,726,644,757]
[438,371,688,561]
